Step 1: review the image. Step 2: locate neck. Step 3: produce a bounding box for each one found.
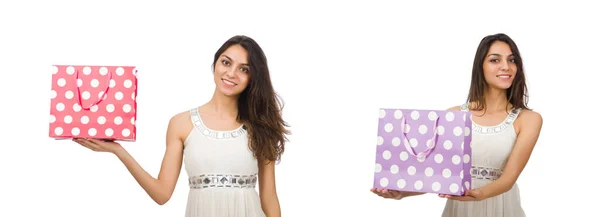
[482,87,510,111]
[207,90,239,117]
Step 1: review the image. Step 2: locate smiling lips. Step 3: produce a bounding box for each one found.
[222,78,237,87]
[497,74,512,80]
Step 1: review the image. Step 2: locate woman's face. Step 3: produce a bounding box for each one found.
[482,41,518,90]
[213,44,250,97]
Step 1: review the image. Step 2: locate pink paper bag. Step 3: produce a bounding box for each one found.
[49,65,138,141]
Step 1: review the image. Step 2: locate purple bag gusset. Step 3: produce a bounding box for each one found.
[373,108,473,196]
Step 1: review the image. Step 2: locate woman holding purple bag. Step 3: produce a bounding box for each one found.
[371,33,543,217]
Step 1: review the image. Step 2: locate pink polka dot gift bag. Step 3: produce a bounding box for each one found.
[49,65,138,141]
[373,108,473,196]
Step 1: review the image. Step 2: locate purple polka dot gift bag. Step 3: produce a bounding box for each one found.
[373,108,473,196]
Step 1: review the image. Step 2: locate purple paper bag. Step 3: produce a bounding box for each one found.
[373,108,473,196]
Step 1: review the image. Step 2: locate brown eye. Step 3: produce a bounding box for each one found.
[222,60,230,66]
[241,67,249,73]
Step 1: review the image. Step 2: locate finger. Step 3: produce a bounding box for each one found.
[77,139,101,151]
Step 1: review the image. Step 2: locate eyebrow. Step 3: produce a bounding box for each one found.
[222,55,249,66]
[487,53,514,58]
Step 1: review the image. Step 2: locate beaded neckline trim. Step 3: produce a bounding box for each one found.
[460,103,521,134]
[190,108,247,139]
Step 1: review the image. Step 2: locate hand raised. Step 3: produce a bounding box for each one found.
[73,138,123,154]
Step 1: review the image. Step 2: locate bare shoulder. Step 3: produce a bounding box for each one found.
[167,109,194,141]
[515,109,543,134]
[446,105,463,111]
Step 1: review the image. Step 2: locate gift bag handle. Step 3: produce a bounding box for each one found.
[75,69,112,110]
[400,116,440,160]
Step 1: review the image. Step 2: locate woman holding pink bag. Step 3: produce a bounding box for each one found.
[73,35,290,217]
[371,33,543,217]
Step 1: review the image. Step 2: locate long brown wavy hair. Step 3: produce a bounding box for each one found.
[466,33,530,113]
[212,35,290,163]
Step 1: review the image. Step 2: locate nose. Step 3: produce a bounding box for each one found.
[500,59,510,71]
[225,67,236,78]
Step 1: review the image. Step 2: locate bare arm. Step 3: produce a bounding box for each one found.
[478,110,543,199]
[108,114,185,205]
[258,160,280,217]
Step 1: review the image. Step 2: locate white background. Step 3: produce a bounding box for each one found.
[1,0,598,216]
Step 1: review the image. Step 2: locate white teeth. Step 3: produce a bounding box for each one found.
[498,75,510,78]
[223,79,236,85]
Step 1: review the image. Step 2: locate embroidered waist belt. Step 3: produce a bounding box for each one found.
[188,173,257,189]
[470,166,503,180]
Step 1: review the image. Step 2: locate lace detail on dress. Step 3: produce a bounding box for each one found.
[190,108,247,139]
[460,103,521,134]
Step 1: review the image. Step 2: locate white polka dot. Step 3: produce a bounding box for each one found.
[124,79,133,88]
[71,127,80,136]
[461,142,464,150]
[452,155,461,165]
[49,115,56,123]
[99,67,108,75]
[396,179,407,188]
[57,78,66,87]
[130,117,135,125]
[449,183,459,193]
[97,116,106,125]
[115,92,123,100]
[374,164,382,173]
[426,139,434,148]
[54,127,63,135]
[453,126,463,136]
[56,103,65,111]
[425,167,434,177]
[443,140,453,150]
[64,91,74,99]
[392,137,401,146]
[446,112,455,122]
[432,182,441,192]
[382,150,391,160]
[77,79,83,87]
[132,67,138,76]
[114,116,123,125]
[97,91,107,100]
[419,125,428,134]
[464,127,471,136]
[116,67,125,76]
[435,154,444,163]
[109,79,116,88]
[377,136,384,145]
[443,168,452,178]
[437,125,445,135]
[380,178,389,187]
[90,105,99,112]
[463,113,466,121]
[106,104,115,113]
[80,116,89,124]
[50,90,57,99]
[384,123,393,132]
[105,128,114,137]
[417,155,426,162]
[411,111,420,120]
[82,91,90,100]
[463,154,471,163]
[390,165,399,174]
[465,181,471,190]
[394,110,403,119]
[83,66,91,75]
[460,170,464,179]
[131,92,136,100]
[88,128,97,136]
[90,79,99,88]
[409,138,418,147]
[399,152,409,161]
[379,109,386,118]
[66,66,75,75]
[63,115,72,124]
[428,111,438,121]
[52,66,58,74]
[414,180,424,190]
[407,166,416,175]
[403,124,411,133]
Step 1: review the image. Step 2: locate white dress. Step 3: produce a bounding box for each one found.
[441,103,526,217]
[182,107,265,217]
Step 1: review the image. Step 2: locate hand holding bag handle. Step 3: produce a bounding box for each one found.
[400,115,440,161]
[75,68,112,110]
